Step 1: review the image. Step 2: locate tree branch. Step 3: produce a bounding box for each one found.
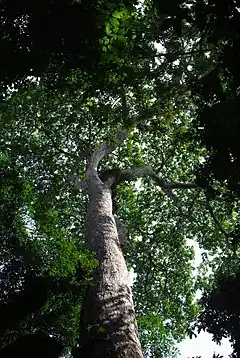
[134,48,211,60]
[100,166,202,207]
[114,215,129,247]
[205,199,230,239]
[86,109,154,182]
[121,166,201,190]
[37,123,72,157]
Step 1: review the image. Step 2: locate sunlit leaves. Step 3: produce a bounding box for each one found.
[99,5,137,60]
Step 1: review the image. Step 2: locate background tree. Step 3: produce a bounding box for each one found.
[0,151,95,356]
[192,266,240,358]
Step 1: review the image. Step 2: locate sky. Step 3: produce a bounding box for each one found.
[178,331,232,358]
[178,241,232,358]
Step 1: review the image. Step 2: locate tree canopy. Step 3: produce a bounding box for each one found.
[0,0,240,357]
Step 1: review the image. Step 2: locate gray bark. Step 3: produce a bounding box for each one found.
[74,149,143,357]
[71,108,201,357]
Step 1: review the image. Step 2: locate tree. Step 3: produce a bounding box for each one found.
[1,0,240,357]
[0,77,229,357]
[0,333,63,358]
[190,0,240,196]
[192,267,240,358]
[0,0,138,92]
[0,0,103,87]
[0,154,90,354]
[151,0,240,196]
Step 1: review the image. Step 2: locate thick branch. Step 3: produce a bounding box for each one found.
[119,167,201,199]
[100,166,202,208]
[114,215,129,246]
[86,110,154,182]
[101,166,202,190]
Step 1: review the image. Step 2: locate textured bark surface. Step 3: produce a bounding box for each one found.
[77,179,143,358]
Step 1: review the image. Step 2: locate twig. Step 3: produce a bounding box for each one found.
[37,123,72,157]
[205,198,229,239]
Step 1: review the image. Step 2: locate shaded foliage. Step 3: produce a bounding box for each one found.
[0,0,139,91]
[0,333,63,358]
[190,1,240,195]
[192,268,240,358]
[151,0,240,195]
[0,0,240,356]
[0,157,88,354]
[0,0,101,87]
[0,273,84,336]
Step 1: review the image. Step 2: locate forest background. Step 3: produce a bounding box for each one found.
[0,0,240,357]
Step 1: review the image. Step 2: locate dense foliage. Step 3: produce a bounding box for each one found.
[192,267,240,358]
[0,0,239,357]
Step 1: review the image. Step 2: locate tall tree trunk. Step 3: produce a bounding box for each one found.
[76,178,143,358]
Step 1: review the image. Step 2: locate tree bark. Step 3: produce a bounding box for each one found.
[75,177,143,357]
[72,112,152,358]
[70,103,204,356]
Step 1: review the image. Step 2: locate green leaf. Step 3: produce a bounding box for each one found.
[112,10,122,19]
[109,17,119,29]
[97,326,106,335]
[106,23,111,35]
[118,35,126,43]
